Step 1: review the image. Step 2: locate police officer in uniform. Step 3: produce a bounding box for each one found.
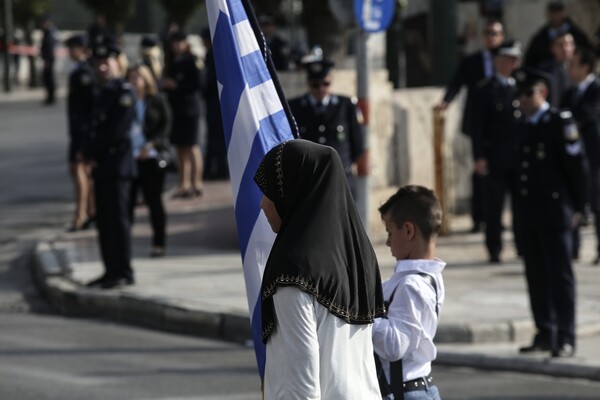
[40,15,58,105]
[470,40,524,263]
[65,34,96,232]
[515,68,587,358]
[563,47,600,263]
[83,42,137,289]
[288,57,364,196]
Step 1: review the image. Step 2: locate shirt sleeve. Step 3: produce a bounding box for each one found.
[267,286,320,399]
[371,277,431,362]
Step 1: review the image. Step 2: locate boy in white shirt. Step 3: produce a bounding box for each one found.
[373,185,445,400]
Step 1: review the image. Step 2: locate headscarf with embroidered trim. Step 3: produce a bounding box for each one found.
[254,139,385,342]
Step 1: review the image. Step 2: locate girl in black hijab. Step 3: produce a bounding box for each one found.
[254,139,385,399]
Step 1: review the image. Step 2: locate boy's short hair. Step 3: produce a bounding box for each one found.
[378,185,442,241]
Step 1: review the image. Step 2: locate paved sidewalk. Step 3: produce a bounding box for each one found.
[33,180,600,381]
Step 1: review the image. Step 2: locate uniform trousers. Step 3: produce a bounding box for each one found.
[95,179,133,280]
[485,168,523,256]
[471,172,487,228]
[521,228,576,348]
[129,159,166,248]
[43,60,55,103]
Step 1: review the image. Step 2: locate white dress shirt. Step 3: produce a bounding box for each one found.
[372,258,446,382]
[264,286,381,400]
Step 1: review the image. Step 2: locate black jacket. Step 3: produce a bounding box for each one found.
[517,107,587,230]
[67,60,95,147]
[84,78,136,180]
[442,50,492,136]
[524,18,590,68]
[289,94,364,174]
[470,76,523,170]
[164,54,202,118]
[561,76,600,166]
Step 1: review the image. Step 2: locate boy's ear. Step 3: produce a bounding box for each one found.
[404,221,416,240]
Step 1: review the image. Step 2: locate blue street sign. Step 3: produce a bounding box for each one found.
[354,0,395,32]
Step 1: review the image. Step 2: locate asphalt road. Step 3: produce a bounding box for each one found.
[1,95,600,399]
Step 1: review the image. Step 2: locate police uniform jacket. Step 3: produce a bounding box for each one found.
[443,50,492,136]
[517,105,587,230]
[84,78,136,180]
[289,94,364,174]
[40,27,57,62]
[67,60,95,149]
[561,76,600,166]
[165,54,202,118]
[470,76,523,170]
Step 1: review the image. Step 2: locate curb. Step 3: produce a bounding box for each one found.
[32,241,252,343]
[436,350,600,381]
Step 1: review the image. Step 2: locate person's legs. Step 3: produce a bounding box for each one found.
[176,146,191,193]
[484,171,505,261]
[191,144,204,194]
[69,162,88,228]
[139,160,166,250]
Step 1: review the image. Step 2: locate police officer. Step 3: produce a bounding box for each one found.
[435,20,506,233]
[83,42,137,289]
[288,56,364,196]
[470,40,524,263]
[40,15,58,105]
[563,47,600,264]
[258,14,291,71]
[65,34,95,232]
[515,68,587,358]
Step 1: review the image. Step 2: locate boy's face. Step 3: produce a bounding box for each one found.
[383,212,411,261]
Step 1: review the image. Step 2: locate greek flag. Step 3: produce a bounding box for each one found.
[206,0,296,378]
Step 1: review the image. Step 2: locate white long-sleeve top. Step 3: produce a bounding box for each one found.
[263,286,381,400]
[372,258,446,382]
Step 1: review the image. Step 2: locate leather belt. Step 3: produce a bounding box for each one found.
[403,375,434,392]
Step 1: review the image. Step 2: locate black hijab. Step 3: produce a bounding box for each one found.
[254,139,385,342]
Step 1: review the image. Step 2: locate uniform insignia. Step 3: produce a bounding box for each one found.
[564,124,579,141]
[560,110,573,119]
[536,149,546,159]
[513,110,522,118]
[512,100,520,108]
[119,94,133,107]
[566,142,582,156]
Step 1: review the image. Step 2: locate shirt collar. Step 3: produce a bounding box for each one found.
[577,74,596,94]
[527,101,550,124]
[394,258,446,274]
[309,94,331,106]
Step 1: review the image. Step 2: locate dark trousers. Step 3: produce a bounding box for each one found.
[42,60,55,103]
[485,168,523,257]
[521,228,576,348]
[204,97,228,180]
[130,159,166,248]
[572,165,600,258]
[95,179,133,280]
[471,172,487,228]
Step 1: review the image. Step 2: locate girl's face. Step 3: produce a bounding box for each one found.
[260,195,282,233]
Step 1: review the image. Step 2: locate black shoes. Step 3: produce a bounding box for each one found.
[150,247,165,258]
[86,275,134,289]
[551,343,575,358]
[519,342,552,353]
[519,341,575,358]
[489,252,501,263]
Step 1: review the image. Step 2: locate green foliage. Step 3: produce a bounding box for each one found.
[156,0,202,27]
[76,0,135,28]
[11,0,52,26]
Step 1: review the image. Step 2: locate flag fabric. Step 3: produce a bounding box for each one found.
[206,0,296,379]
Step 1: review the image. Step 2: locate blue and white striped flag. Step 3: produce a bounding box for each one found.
[206,0,296,378]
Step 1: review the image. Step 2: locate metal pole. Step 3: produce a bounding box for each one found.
[355,27,370,231]
[2,0,13,92]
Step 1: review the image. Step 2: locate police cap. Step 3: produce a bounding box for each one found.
[303,59,335,81]
[64,34,87,48]
[140,36,158,48]
[91,41,121,59]
[514,67,551,89]
[547,1,565,12]
[170,30,188,42]
[493,40,522,58]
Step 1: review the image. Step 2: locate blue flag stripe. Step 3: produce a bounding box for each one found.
[206,0,295,379]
